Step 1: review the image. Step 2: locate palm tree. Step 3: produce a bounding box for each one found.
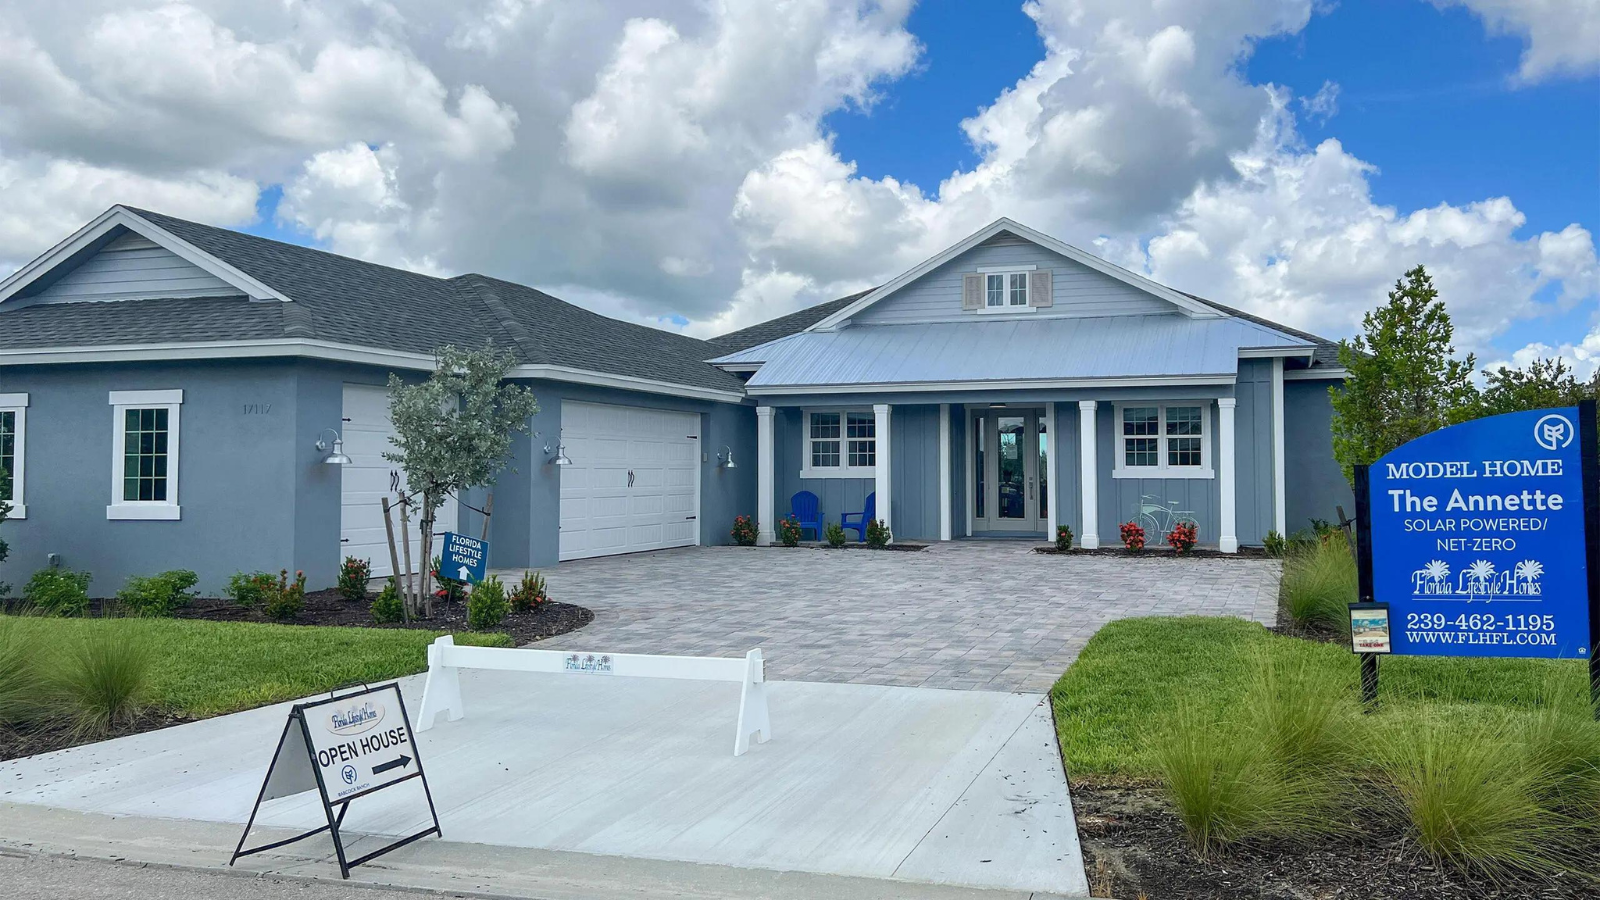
[1465,560,1497,596]
[1424,560,1450,584]
[1514,560,1544,595]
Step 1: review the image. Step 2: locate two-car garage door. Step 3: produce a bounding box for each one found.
[558,402,700,561]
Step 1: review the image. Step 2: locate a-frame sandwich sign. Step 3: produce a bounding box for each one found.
[230,682,441,878]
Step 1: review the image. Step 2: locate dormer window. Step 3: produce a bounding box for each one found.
[967,266,1042,314]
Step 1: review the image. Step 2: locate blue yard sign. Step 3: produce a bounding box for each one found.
[441,532,488,584]
[1366,406,1594,659]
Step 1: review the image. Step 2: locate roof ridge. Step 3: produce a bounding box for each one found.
[452,274,547,365]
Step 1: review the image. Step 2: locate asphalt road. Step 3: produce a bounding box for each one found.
[0,852,480,900]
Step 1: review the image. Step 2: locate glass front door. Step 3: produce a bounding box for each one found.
[973,409,1047,533]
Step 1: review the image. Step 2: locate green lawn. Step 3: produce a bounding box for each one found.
[1050,616,1591,776]
[2,616,510,718]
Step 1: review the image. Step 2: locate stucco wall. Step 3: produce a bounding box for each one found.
[0,359,302,596]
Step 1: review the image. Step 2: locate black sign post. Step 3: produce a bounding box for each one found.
[1581,399,1600,719]
[1352,464,1379,710]
[230,683,441,878]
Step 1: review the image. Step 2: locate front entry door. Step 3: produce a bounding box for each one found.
[973,410,1048,533]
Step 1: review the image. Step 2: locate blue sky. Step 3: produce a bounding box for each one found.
[815,0,1598,361]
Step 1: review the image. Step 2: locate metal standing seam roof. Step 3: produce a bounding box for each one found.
[714,315,1313,388]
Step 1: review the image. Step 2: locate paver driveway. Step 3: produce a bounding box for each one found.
[518,541,1280,694]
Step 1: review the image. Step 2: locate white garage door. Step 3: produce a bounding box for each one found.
[559,402,700,561]
[340,384,457,578]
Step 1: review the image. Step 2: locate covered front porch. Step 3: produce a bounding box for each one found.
[752,371,1288,552]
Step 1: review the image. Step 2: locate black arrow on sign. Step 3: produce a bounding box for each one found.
[372,755,412,775]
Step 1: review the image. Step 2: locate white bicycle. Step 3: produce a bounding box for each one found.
[1136,494,1197,538]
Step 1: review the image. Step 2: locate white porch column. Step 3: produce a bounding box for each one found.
[1045,401,1058,541]
[1218,397,1239,553]
[1078,400,1099,549]
[1271,357,1286,535]
[938,403,952,541]
[874,403,893,536]
[756,406,775,546]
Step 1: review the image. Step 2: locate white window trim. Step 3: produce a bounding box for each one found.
[108,389,182,520]
[0,393,27,519]
[799,408,878,479]
[1111,401,1214,480]
[974,270,1036,314]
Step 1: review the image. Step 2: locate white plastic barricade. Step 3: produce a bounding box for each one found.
[415,637,772,756]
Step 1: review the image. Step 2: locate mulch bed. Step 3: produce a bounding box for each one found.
[1036,545,1275,559]
[1072,777,1593,900]
[1,709,195,763]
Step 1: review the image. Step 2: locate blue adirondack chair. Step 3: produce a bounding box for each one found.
[789,490,822,540]
[841,492,876,543]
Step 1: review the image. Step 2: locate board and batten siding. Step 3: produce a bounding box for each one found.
[855,231,1173,326]
[772,406,944,542]
[1284,379,1353,534]
[32,231,242,304]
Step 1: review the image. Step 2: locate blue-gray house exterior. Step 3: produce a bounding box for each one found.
[0,208,1349,597]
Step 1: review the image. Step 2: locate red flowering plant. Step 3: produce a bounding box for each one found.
[731,515,758,546]
[777,516,803,547]
[1167,522,1198,554]
[431,555,467,605]
[1119,521,1146,552]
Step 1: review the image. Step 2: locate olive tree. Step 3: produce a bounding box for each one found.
[385,345,539,617]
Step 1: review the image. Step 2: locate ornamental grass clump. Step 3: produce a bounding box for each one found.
[1119,521,1145,552]
[54,627,151,735]
[825,522,847,547]
[0,619,45,726]
[1280,533,1356,633]
[466,575,509,631]
[337,556,372,602]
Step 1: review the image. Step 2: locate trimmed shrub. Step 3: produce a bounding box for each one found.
[467,575,509,631]
[825,522,847,548]
[54,628,151,734]
[1262,529,1287,558]
[1119,521,1146,552]
[1055,524,1074,551]
[370,578,406,624]
[115,569,198,617]
[225,571,277,608]
[263,569,307,621]
[1281,534,1356,633]
[731,515,758,546]
[23,569,92,617]
[778,516,802,547]
[510,571,547,613]
[1166,522,1197,553]
[865,518,891,548]
[337,556,372,602]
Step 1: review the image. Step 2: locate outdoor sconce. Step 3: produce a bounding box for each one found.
[315,428,353,465]
[718,446,737,468]
[546,444,573,466]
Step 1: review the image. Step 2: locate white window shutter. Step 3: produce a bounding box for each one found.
[1029,269,1053,307]
[962,273,983,310]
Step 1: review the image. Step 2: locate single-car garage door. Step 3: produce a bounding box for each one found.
[559,401,700,561]
[341,383,457,578]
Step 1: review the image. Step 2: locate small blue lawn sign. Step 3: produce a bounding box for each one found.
[441,532,488,584]
[1367,406,1592,659]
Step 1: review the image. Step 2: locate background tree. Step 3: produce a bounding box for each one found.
[1474,356,1598,417]
[385,345,539,617]
[1329,264,1479,483]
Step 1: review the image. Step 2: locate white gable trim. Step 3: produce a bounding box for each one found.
[808,218,1222,331]
[0,206,291,306]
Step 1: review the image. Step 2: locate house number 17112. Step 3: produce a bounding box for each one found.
[243,403,273,415]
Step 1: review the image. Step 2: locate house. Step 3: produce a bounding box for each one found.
[0,208,1351,594]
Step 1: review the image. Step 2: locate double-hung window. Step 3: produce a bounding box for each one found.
[802,410,877,477]
[1113,403,1213,478]
[108,390,182,520]
[0,393,26,519]
[982,271,1031,310]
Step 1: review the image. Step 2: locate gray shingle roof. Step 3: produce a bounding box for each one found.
[706,289,873,353]
[0,208,745,394]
